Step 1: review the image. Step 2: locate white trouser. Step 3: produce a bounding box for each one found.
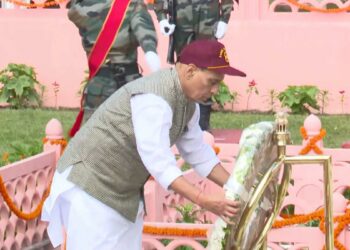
[42,166,144,250]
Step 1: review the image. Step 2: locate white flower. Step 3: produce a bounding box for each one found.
[225,189,236,200]
[208,218,227,249]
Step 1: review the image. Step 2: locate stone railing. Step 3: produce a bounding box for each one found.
[0,119,64,250]
[1,115,350,249]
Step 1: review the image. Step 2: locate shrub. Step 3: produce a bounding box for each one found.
[174,203,204,224]
[0,63,45,108]
[212,81,237,109]
[278,85,320,114]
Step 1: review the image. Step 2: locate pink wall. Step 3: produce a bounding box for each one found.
[0,9,86,108]
[1,0,350,113]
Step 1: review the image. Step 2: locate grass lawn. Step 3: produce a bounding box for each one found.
[1,108,349,166]
[211,112,350,148]
[0,108,77,165]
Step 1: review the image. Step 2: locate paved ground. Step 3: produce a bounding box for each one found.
[210,129,242,144]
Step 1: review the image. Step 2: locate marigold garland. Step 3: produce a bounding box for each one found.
[213,145,220,155]
[1,152,10,164]
[286,0,350,13]
[0,175,52,220]
[61,225,208,249]
[143,225,208,237]
[273,205,350,250]
[299,127,326,155]
[42,137,67,154]
[3,0,66,8]
[0,137,66,220]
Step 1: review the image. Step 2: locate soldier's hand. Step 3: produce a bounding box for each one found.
[159,19,176,36]
[145,51,161,72]
[215,21,228,40]
[198,194,240,225]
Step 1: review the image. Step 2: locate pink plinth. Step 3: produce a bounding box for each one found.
[44,118,64,162]
[304,114,322,132]
[45,118,63,140]
[302,114,323,149]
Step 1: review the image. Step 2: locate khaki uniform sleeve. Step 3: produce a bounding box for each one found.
[220,0,234,23]
[131,2,158,53]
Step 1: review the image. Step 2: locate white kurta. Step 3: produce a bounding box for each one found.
[42,93,219,249]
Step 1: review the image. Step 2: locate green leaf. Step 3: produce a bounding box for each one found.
[212,81,235,108]
[279,85,320,114]
[0,91,9,102]
[0,63,43,108]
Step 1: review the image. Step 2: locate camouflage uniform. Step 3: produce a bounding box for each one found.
[68,0,158,121]
[153,0,234,130]
[153,0,233,55]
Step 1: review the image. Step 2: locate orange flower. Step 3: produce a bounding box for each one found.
[143,225,207,237]
[4,0,65,8]
[213,146,220,155]
[299,127,326,155]
[2,152,9,162]
[42,137,67,154]
[0,175,52,220]
[286,0,350,13]
[273,206,350,250]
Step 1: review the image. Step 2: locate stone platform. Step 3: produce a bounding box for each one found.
[210,129,242,144]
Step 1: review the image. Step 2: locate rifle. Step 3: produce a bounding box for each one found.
[166,0,176,64]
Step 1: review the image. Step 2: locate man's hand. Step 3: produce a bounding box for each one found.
[170,176,240,225]
[198,194,240,224]
[159,19,176,36]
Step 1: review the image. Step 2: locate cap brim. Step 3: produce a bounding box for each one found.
[212,66,246,77]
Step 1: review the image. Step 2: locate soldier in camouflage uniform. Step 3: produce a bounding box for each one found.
[154,0,234,55]
[68,0,160,121]
[153,0,234,131]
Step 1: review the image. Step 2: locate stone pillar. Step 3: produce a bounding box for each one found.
[302,114,324,154]
[43,118,64,163]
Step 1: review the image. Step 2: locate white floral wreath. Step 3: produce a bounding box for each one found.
[208,122,277,250]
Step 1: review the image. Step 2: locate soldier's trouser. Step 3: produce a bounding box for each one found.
[83,63,141,122]
[173,0,219,55]
[173,30,216,56]
[199,102,212,131]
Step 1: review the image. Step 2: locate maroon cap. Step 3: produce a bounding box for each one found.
[178,39,246,77]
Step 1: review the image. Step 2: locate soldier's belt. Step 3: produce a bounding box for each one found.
[183,0,213,5]
[106,62,139,75]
